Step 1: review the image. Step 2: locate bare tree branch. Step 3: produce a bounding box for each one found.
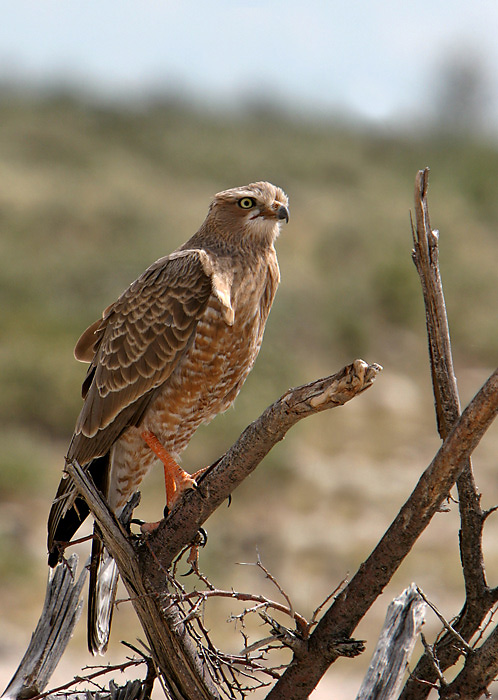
[400,168,495,699]
[2,555,86,700]
[441,623,498,699]
[412,167,487,601]
[64,360,381,699]
[263,362,498,696]
[65,460,222,700]
[355,584,426,700]
[139,360,381,573]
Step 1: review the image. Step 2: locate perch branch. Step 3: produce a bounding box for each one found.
[139,359,381,574]
[65,460,222,700]
[65,360,381,699]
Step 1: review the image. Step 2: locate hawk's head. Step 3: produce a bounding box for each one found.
[207,181,289,246]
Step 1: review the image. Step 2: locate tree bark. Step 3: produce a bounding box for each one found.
[66,360,381,700]
[264,368,498,700]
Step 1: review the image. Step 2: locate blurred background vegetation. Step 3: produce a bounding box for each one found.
[1,88,498,697]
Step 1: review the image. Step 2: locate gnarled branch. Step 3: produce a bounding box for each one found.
[65,360,381,700]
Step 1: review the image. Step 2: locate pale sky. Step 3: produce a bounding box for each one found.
[2,0,498,124]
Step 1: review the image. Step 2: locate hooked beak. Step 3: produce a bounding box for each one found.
[276,205,289,223]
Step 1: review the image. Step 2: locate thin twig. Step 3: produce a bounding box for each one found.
[416,587,472,654]
[27,658,145,700]
[180,589,309,630]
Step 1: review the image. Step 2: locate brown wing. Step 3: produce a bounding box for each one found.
[67,249,214,465]
[48,249,219,560]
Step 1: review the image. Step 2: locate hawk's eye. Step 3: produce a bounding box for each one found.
[238,197,256,209]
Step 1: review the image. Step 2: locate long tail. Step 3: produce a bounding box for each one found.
[87,527,119,655]
[47,452,119,654]
[47,454,110,567]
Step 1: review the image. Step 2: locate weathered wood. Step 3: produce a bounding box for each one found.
[65,360,381,700]
[2,555,86,700]
[47,678,146,700]
[141,359,382,571]
[66,460,221,700]
[6,361,381,700]
[355,585,425,700]
[399,170,497,700]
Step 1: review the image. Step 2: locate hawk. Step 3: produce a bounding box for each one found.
[47,181,289,655]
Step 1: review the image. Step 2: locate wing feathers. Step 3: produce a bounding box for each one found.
[70,249,215,461]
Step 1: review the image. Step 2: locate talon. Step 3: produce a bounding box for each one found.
[181,528,208,575]
[197,527,208,547]
[185,545,200,574]
[191,464,211,481]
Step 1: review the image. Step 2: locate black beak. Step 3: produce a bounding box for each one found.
[277,205,290,223]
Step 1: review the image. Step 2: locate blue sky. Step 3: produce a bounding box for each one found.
[2,1,498,124]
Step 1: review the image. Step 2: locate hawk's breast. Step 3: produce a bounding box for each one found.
[109,255,278,508]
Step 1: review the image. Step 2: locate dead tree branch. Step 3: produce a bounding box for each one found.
[355,584,426,700]
[2,554,86,700]
[399,168,498,699]
[62,360,381,700]
[262,168,498,699]
[139,360,381,572]
[413,167,487,604]
[263,366,498,699]
[65,460,221,700]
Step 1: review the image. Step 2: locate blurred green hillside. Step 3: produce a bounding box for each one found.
[2,94,497,436]
[1,93,498,695]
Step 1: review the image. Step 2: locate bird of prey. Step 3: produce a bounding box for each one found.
[47,181,289,655]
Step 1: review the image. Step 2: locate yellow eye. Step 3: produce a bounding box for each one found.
[238,197,256,209]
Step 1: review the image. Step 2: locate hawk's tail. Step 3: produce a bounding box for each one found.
[88,526,119,655]
[47,454,110,567]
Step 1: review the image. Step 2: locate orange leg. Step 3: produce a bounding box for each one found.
[141,430,196,512]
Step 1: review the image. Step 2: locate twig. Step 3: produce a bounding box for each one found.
[22,658,145,700]
[236,553,295,621]
[181,588,309,630]
[415,587,472,654]
[308,577,349,634]
[471,602,498,648]
[419,635,447,687]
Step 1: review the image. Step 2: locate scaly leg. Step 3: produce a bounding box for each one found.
[141,430,196,512]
